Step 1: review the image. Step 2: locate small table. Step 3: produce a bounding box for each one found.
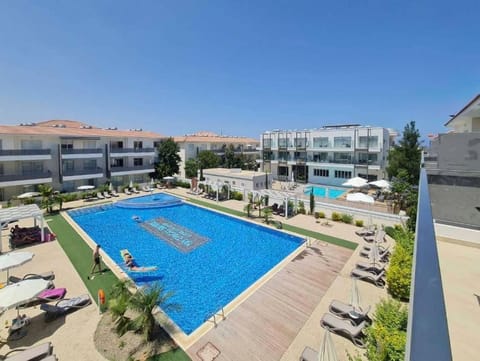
[8,315,30,340]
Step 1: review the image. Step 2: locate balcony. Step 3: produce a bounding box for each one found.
[0,149,52,161]
[110,164,155,176]
[61,148,103,159]
[0,171,52,186]
[62,167,104,181]
[109,147,155,156]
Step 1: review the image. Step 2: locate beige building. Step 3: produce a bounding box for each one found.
[173,131,260,179]
[0,120,164,201]
[203,168,273,193]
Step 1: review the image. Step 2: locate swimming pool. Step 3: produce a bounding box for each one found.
[305,185,345,199]
[68,196,304,335]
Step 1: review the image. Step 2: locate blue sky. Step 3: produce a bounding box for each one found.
[0,1,478,140]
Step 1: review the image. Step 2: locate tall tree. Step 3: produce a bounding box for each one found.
[197,150,220,179]
[155,138,181,179]
[386,121,422,185]
[224,144,236,168]
[184,159,199,179]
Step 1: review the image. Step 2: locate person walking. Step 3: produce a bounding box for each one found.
[88,244,102,279]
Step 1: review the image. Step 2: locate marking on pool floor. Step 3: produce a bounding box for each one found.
[140,217,210,253]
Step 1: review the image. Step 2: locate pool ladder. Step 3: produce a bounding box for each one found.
[204,307,226,327]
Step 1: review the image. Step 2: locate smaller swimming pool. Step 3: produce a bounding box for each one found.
[305,186,345,199]
[116,193,183,208]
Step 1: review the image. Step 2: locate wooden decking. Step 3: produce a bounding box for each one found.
[187,242,353,361]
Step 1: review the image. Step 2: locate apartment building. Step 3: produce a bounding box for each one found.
[173,131,260,179]
[0,120,164,201]
[259,125,396,186]
[425,94,480,229]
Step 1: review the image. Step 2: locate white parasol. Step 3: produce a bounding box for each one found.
[368,179,391,189]
[342,176,368,188]
[0,278,50,315]
[0,251,35,281]
[17,192,41,199]
[77,185,95,191]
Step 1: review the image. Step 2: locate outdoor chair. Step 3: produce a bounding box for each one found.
[1,342,53,361]
[351,268,386,288]
[102,192,111,199]
[360,246,390,262]
[328,300,372,324]
[8,271,55,284]
[38,356,58,361]
[132,187,140,194]
[40,294,92,322]
[361,243,389,254]
[355,261,387,275]
[355,228,375,237]
[124,188,132,195]
[364,230,386,243]
[320,313,367,348]
[110,190,120,197]
[299,346,317,361]
[96,192,105,200]
[19,287,67,309]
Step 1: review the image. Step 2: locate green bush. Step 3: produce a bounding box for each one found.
[331,212,341,221]
[386,245,412,301]
[341,213,353,224]
[384,226,395,239]
[364,298,408,361]
[318,211,325,218]
[355,219,364,227]
[176,180,191,188]
[297,201,306,214]
[62,193,79,202]
[230,191,243,201]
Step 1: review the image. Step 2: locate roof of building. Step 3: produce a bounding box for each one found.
[173,131,258,144]
[444,94,480,127]
[0,120,165,138]
[203,168,266,179]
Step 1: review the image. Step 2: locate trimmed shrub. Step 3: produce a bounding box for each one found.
[355,219,364,227]
[386,245,412,301]
[341,213,353,224]
[176,180,190,188]
[318,211,325,218]
[230,191,243,201]
[297,201,306,215]
[363,298,408,361]
[331,212,341,221]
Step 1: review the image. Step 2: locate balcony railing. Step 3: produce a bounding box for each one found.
[61,148,103,155]
[0,171,52,182]
[110,165,154,173]
[110,147,155,153]
[405,166,452,361]
[0,149,51,156]
[63,167,104,177]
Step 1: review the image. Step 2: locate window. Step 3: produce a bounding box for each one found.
[83,140,96,149]
[313,137,329,148]
[358,153,378,164]
[111,141,123,149]
[333,153,352,163]
[83,159,97,170]
[333,137,352,148]
[63,160,74,171]
[133,141,143,149]
[21,140,42,150]
[133,158,143,166]
[263,139,272,148]
[313,169,329,177]
[334,170,352,179]
[359,136,379,148]
[21,161,43,175]
[111,158,124,167]
[294,137,306,148]
[61,141,73,149]
[278,138,287,148]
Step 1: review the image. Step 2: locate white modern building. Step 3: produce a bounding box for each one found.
[202,168,273,194]
[0,120,164,201]
[259,125,396,187]
[174,131,260,179]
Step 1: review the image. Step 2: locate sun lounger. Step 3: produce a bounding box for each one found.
[364,230,386,243]
[361,243,389,253]
[299,346,318,361]
[360,246,390,262]
[96,192,105,200]
[320,313,367,348]
[355,261,387,274]
[40,294,92,322]
[39,356,58,361]
[2,342,53,361]
[132,187,140,194]
[355,228,375,237]
[110,190,120,197]
[329,300,371,324]
[124,188,132,195]
[19,288,67,308]
[351,268,386,288]
[103,191,111,199]
[8,271,55,284]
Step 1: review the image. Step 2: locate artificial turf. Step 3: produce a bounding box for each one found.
[45,213,191,361]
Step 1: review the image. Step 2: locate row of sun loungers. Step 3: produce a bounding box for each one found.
[2,342,57,361]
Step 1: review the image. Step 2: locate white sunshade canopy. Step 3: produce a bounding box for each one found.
[77,185,95,191]
[0,204,45,253]
[17,192,41,199]
[0,251,34,272]
[346,193,375,204]
[368,179,391,189]
[0,278,50,315]
[342,177,368,188]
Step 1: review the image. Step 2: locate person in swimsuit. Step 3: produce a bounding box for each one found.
[88,245,102,279]
[124,253,157,272]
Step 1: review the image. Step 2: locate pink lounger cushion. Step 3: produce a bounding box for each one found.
[38,288,67,300]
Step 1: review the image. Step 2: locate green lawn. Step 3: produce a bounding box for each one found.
[46,213,191,361]
[187,198,357,250]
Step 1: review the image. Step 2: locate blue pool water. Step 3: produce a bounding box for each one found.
[69,198,304,334]
[305,186,345,199]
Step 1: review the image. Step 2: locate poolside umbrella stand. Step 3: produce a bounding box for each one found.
[350,278,361,317]
[342,176,368,188]
[0,251,35,283]
[318,329,338,361]
[346,192,375,228]
[0,278,50,316]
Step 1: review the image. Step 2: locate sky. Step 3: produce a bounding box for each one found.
[0,0,479,140]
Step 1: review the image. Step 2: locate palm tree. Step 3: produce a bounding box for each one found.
[38,184,54,213]
[128,283,180,341]
[108,280,133,336]
[244,203,252,218]
[263,207,273,225]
